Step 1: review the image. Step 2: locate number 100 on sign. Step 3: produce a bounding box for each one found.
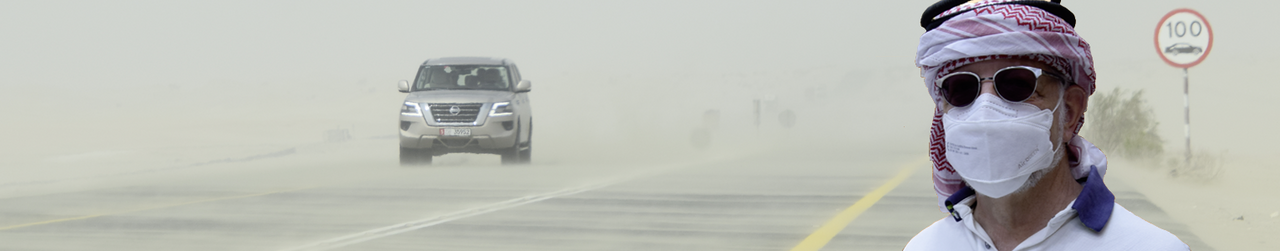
[1155,9,1213,68]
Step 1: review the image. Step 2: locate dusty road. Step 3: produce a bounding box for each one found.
[0,137,1211,250]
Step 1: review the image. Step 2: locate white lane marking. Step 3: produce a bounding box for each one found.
[277,181,614,251]
[276,157,736,251]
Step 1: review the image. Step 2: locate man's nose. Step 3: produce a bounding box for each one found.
[980,81,997,95]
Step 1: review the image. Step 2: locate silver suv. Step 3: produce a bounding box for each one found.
[397,57,532,165]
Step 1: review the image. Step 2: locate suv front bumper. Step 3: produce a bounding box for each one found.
[399,113,518,154]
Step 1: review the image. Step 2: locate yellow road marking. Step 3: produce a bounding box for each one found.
[789,159,924,251]
[0,187,312,231]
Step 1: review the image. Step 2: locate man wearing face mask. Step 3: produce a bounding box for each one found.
[905,1,1188,250]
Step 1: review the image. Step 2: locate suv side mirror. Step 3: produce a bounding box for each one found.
[515,80,532,93]
[397,80,410,93]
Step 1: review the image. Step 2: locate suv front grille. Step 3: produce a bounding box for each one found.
[427,103,483,123]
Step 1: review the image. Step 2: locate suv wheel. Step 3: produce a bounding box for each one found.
[400,147,433,166]
[500,146,521,164]
[501,123,525,165]
[518,118,532,163]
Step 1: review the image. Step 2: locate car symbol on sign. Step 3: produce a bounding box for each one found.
[1164,43,1204,55]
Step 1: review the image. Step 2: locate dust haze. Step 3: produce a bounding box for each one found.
[0,1,1276,250]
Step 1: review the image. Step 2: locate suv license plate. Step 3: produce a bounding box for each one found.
[441,128,471,136]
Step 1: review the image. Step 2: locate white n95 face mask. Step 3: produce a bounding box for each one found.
[942,93,1062,198]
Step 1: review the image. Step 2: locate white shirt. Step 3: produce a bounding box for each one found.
[905,166,1188,250]
[905,197,1188,250]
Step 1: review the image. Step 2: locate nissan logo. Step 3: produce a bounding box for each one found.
[449,106,461,115]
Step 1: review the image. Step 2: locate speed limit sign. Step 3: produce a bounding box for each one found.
[1155,8,1212,164]
[1154,9,1213,68]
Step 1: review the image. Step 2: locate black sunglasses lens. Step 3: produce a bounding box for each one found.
[994,68,1038,102]
[941,74,979,107]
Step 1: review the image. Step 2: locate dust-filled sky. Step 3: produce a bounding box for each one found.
[0,0,1277,247]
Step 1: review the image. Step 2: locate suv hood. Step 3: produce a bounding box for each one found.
[404,90,515,104]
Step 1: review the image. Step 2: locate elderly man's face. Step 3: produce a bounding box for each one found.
[939,58,1079,196]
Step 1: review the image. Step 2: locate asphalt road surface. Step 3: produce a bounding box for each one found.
[0,137,1213,250]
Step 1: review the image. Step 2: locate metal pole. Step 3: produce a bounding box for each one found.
[1183,68,1191,163]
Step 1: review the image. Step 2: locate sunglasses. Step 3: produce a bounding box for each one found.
[935,66,1061,107]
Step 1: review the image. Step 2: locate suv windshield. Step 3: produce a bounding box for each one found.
[413,65,512,91]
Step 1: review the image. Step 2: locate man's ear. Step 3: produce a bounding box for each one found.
[1062,85,1088,140]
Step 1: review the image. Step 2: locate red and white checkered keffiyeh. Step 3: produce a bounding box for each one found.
[915,0,1107,211]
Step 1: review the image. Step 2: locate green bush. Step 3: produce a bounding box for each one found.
[1082,87,1164,159]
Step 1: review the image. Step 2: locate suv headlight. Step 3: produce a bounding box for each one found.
[401,102,422,116]
[489,102,513,116]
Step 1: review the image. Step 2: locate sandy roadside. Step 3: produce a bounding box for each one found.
[1108,155,1280,250]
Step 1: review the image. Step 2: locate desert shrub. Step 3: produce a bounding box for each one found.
[1166,149,1225,181]
[1081,87,1164,159]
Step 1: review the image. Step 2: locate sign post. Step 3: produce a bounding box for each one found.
[1154,8,1212,164]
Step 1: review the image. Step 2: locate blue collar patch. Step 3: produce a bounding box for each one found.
[944,185,974,222]
[1071,165,1114,232]
[944,165,1114,232]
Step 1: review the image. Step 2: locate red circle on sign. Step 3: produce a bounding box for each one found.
[1154,9,1213,68]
